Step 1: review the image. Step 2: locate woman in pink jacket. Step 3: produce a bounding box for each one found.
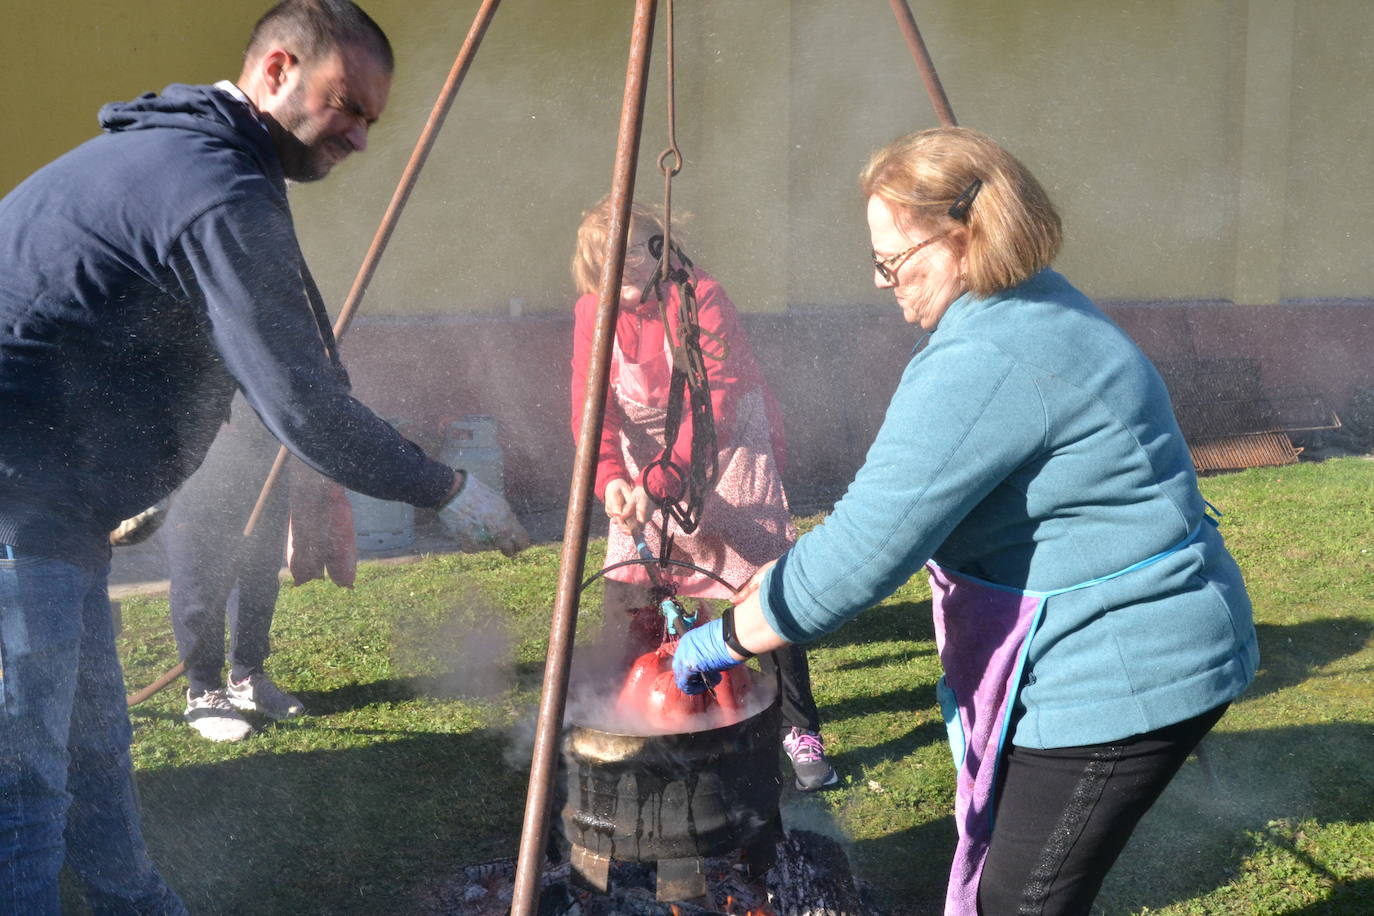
[569,197,835,790]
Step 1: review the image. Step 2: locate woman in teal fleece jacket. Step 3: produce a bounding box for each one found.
[673,127,1258,915]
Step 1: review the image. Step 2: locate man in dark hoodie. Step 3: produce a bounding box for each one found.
[0,1,529,911]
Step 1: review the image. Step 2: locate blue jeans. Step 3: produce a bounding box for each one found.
[0,548,185,915]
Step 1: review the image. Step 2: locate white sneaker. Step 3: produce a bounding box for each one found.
[184,689,253,742]
[227,673,305,720]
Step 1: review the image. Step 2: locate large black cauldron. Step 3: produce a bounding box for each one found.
[556,693,782,901]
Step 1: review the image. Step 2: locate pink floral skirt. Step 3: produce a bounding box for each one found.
[602,386,795,599]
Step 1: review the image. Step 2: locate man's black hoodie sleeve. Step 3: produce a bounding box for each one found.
[167,194,452,507]
[0,83,453,563]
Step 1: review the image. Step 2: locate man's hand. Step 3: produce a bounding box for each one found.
[437,472,531,557]
[603,478,651,537]
[672,618,741,695]
[109,498,172,547]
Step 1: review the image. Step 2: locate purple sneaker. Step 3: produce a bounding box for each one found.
[783,726,839,792]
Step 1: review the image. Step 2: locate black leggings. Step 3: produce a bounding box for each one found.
[978,703,1228,915]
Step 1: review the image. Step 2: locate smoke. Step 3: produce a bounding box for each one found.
[391,581,517,700]
[500,625,621,770]
[778,792,849,846]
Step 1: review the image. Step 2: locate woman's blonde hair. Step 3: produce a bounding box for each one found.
[570,196,670,296]
[860,127,1061,296]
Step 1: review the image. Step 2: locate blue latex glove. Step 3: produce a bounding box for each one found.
[672,618,741,694]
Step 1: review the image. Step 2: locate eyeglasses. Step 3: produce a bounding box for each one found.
[871,231,948,285]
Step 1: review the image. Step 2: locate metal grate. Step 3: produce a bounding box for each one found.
[1266,388,1343,433]
[1188,433,1299,473]
[1173,400,1282,439]
[1154,358,1340,471]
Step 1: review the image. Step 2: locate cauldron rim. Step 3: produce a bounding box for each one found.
[563,686,779,767]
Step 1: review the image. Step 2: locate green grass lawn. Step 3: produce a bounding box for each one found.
[112,458,1374,915]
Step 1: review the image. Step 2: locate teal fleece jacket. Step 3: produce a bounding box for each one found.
[761,269,1258,748]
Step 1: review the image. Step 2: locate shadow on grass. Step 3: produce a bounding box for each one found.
[829,716,946,779]
[297,677,429,712]
[132,727,526,916]
[1280,878,1374,915]
[116,710,1373,915]
[1245,617,1374,701]
[283,659,550,716]
[848,819,954,916]
[845,720,1374,915]
[828,646,938,672]
[811,599,935,651]
[1099,720,1374,914]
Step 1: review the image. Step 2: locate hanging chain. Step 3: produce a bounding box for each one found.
[657,0,682,252]
[638,0,723,550]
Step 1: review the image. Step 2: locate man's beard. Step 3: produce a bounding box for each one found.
[268,85,335,183]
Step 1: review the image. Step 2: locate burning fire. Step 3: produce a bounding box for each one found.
[725,894,775,916]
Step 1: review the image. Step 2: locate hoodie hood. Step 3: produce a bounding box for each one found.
[100,83,285,192]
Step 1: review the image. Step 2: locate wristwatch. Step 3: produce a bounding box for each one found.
[721,606,756,660]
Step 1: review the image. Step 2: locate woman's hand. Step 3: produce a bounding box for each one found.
[604,479,651,536]
[672,619,737,694]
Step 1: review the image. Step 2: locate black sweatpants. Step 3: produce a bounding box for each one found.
[977,703,1229,915]
[165,400,289,696]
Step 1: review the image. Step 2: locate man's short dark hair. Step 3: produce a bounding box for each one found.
[246,0,393,72]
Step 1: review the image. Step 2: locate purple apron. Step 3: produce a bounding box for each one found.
[930,517,1212,915]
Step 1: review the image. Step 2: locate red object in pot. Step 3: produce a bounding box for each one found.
[644,664,714,729]
[614,630,752,732]
[615,646,668,720]
[624,604,667,661]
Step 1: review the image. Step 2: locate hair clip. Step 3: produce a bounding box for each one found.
[948,178,982,220]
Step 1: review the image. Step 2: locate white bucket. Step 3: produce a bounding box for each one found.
[347,491,416,551]
[438,415,505,496]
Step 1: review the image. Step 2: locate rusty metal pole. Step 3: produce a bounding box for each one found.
[230,0,508,555]
[508,1,659,912]
[334,0,504,338]
[888,0,958,127]
[126,0,505,708]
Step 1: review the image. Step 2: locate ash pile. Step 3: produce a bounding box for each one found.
[424,829,880,915]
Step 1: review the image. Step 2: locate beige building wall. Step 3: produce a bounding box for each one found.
[2,1,1368,315]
